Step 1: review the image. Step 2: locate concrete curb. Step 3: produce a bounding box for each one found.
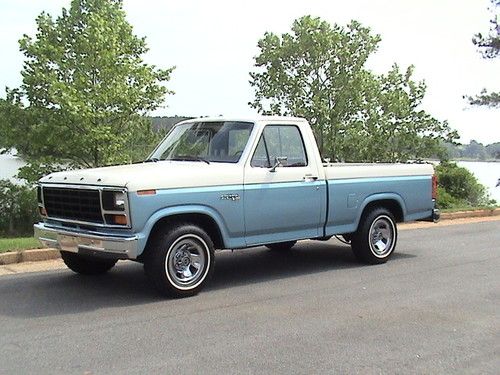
[440,208,500,220]
[0,248,60,266]
[0,208,499,266]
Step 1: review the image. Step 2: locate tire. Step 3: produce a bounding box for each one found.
[351,208,397,264]
[144,223,215,298]
[60,251,117,275]
[265,241,297,252]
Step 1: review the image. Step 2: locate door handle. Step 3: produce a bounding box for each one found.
[303,175,318,182]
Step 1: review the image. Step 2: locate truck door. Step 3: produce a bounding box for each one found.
[243,124,324,246]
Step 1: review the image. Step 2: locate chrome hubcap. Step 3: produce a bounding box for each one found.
[369,216,394,257]
[166,235,207,288]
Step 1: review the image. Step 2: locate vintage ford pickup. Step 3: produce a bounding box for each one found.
[35,116,439,297]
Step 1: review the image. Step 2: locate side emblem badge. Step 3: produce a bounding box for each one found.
[220,193,240,201]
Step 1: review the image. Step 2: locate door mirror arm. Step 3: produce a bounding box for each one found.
[269,156,288,172]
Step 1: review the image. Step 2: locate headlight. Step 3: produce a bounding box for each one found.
[114,192,126,210]
[102,190,127,211]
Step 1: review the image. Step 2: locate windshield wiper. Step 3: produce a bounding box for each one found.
[169,156,210,165]
[141,157,160,163]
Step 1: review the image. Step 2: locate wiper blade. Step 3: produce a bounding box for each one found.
[169,156,210,164]
[142,157,160,163]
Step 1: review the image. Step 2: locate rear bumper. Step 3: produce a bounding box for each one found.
[418,208,440,223]
[432,208,441,222]
[34,223,139,259]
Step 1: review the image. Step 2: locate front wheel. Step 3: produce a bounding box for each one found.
[60,251,117,275]
[144,224,215,298]
[351,208,397,264]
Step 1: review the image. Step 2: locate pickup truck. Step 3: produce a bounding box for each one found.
[34,116,439,297]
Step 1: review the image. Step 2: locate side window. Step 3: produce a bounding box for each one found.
[250,125,307,168]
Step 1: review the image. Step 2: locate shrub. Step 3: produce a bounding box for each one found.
[0,179,39,236]
[435,162,493,208]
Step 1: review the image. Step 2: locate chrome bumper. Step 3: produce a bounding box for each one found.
[418,208,441,223]
[34,223,139,259]
[432,208,440,223]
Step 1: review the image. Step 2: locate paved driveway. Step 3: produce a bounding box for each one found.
[0,221,498,374]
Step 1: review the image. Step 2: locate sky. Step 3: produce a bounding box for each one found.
[0,0,499,144]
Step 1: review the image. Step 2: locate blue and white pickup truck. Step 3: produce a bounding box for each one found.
[35,116,439,297]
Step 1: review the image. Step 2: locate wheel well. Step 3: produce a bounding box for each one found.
[361,199,404,223]
[142,213,225,258]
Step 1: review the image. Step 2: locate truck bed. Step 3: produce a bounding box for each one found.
[323,162,435,236]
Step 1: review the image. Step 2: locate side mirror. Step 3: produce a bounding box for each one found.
[269,156,288,172]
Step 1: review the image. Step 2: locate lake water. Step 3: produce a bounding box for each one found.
[0,152,26,183]
[0,154,499,202]
[457,161,500,203]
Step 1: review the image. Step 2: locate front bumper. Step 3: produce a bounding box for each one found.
[34,223,139,259]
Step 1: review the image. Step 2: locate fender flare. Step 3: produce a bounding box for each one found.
[140,205,232,250]
[355,193,407,229]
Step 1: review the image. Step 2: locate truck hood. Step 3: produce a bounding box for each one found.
[39,161,242,192]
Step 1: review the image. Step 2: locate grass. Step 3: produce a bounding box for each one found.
[0,237,42,253]
[441,205,499,213]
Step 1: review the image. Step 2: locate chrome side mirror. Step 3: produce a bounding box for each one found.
[269,156,288,172]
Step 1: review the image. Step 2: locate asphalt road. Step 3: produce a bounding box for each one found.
[0,221,499,374]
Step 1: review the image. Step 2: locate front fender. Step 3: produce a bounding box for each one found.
[135,205,241,256]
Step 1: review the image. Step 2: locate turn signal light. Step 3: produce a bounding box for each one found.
[111,214,128,225]
[137,189,156,196]
[39,207,47,216]
[432,174,438,200]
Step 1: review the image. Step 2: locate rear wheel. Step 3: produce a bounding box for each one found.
[60,251,117,275]
[144,224,215,298]
[266,241,297,252]
[351,208,397,264]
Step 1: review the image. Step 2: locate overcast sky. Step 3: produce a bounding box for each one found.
[0,0,499,144]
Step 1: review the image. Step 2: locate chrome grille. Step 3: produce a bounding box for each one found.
[43,187,103,224]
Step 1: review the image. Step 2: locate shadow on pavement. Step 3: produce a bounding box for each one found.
[0,241,415,318]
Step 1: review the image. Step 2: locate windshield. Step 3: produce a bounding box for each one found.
[150,121,254,163]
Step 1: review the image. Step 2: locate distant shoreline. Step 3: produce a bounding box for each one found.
[451,159,499,163]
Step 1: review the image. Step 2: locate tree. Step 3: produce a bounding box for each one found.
[341,64,457,162]
[0,0,173,179]
[250,16,457,161]
[467,0,500,107]
[250,16,380,158]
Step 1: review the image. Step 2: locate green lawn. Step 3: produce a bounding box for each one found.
[0,237,42,253]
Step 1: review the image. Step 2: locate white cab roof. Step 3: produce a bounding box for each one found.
[176,116,307,125]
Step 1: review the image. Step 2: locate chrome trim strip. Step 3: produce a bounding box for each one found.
[39,183,126,190]
[99,189,106,224]
[44,217,126,229]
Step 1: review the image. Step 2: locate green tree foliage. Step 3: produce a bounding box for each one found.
[468,0,500,107]
[250,16,457,161]
[342,65,455,162]
[435,162,493,208]
[0,0,173,180]
[0,180,39,236]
